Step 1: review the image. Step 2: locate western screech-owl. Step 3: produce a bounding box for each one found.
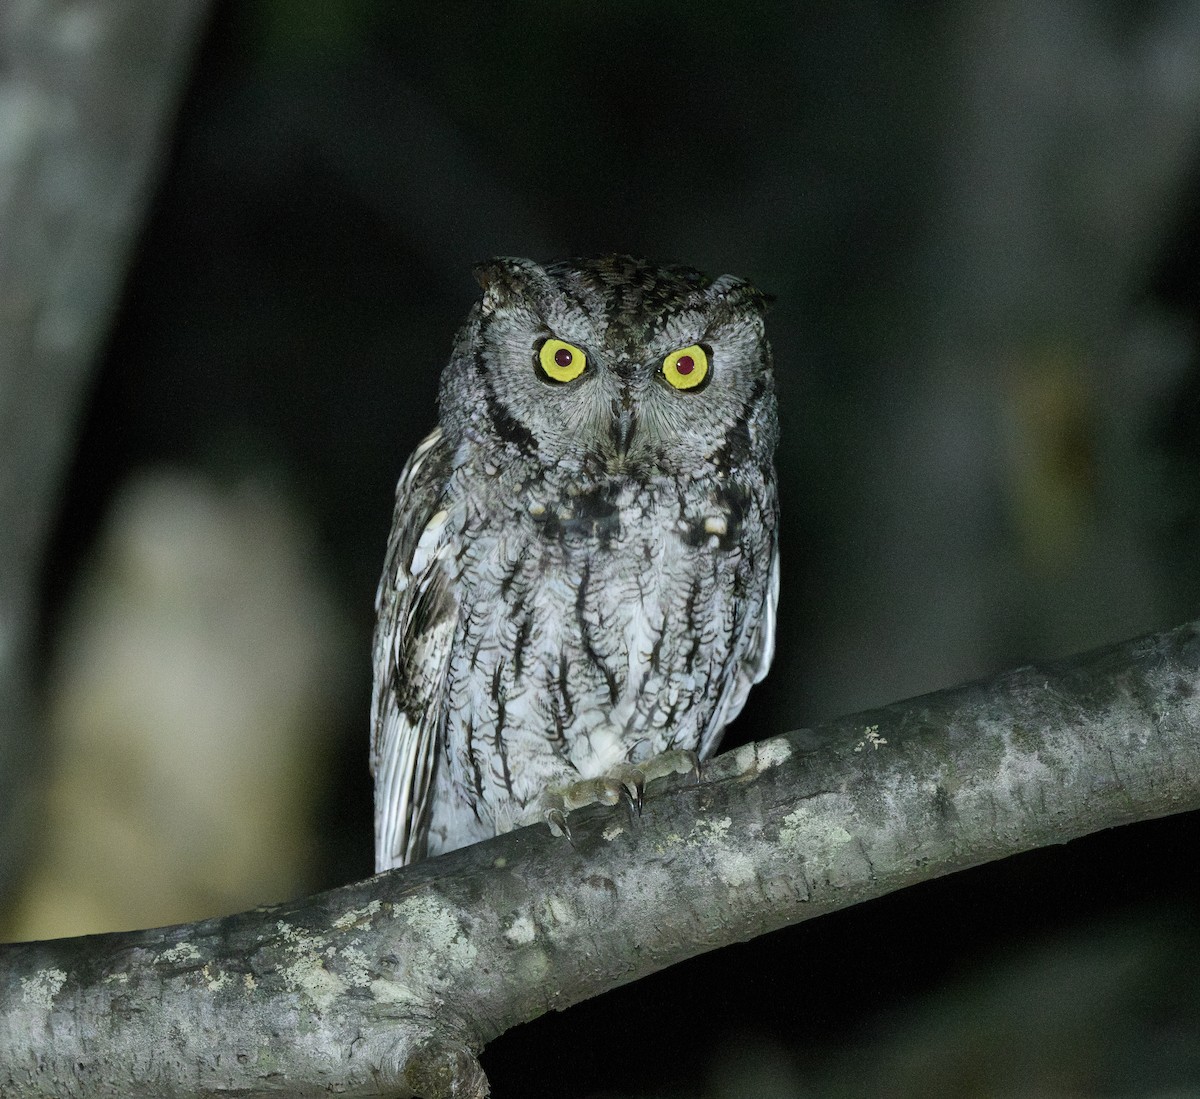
[372,255,779,869]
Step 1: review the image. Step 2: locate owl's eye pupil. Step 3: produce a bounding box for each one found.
[675,355,695,375]
[554,347,574,368]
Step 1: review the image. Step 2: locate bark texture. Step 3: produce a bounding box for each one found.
[2,620,1198,1098]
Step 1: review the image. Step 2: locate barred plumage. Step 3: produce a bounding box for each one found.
[372,255,779,869]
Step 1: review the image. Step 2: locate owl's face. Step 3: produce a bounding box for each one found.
[439,255,777,483]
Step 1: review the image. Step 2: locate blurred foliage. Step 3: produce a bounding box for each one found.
[241,0,377,62]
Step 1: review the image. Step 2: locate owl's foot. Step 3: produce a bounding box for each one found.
[637,747,701,788]
[538,750,700,841]
[538,767,636,841]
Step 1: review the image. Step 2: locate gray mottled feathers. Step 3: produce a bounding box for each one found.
[371,427,456,868]
[372,255,780,870]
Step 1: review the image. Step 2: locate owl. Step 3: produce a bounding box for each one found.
[372,255,779,870]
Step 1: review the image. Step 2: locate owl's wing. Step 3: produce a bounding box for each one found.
[371,426,458,871]
[698,543,780,758]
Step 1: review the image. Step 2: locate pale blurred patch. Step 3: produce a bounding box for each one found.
[8,469,351,940]
[1002,352,1098,575]
[707,1036,805,1099]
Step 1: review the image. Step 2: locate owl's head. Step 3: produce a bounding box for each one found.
[440,255,777,482]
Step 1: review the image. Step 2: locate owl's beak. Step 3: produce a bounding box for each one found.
[611,405,637,457]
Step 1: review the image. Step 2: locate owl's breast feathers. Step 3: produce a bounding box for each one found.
[525,480,621,546]
[441,460,776,769]
[373,426,776,870]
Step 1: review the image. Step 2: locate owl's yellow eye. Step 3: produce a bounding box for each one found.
[537,338,587,383]
[661,344,709,390]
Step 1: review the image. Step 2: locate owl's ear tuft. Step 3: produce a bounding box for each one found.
[707,274,774,317]
[473,257,546,315]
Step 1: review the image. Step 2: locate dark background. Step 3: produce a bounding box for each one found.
[18,2,1200,1094]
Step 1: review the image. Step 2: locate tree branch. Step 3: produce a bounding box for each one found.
[3,620,1198,1098]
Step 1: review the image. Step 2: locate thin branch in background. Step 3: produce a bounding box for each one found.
[0,0,214,904]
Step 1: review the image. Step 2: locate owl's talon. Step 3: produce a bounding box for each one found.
[608,762,645,813]
[544,806,571,841]
[531,750,702,844]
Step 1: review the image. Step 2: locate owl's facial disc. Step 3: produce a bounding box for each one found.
[456,260,774,481]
